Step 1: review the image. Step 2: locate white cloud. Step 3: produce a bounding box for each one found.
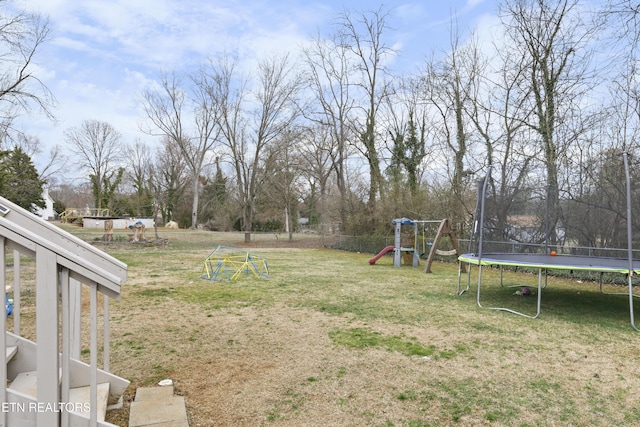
[465,0,487,9]
[9,0,501,179]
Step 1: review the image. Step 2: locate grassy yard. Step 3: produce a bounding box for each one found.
[58,228,640,426]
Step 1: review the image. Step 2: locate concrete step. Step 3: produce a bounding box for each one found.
[68,382,110,421]
[129,385,189,427]
[5,345,17,363]
[134,386,175,402]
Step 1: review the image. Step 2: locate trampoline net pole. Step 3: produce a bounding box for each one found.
[623,152,638,330]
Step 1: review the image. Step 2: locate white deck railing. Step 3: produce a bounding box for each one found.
[0,197,127,427]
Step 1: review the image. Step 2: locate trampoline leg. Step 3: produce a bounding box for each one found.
[629,274,639,331]
[600,272,640,298]
[476,265,484,308]
[457,262,471,296]
[533,268,543,318]
[599,272,604,293]
[477,265,542,319]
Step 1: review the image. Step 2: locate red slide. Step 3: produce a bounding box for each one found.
[369,245,395,265]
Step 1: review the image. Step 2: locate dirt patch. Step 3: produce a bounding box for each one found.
[104,289,459,426]
[159,305,450,426]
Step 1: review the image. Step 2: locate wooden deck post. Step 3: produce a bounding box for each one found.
[36,246,60,426]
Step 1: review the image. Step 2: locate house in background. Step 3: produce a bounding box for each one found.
[34,187,57,221]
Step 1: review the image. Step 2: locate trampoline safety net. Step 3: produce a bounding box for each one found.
[468,152,640,260]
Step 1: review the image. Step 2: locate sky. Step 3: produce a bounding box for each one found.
[10,0,499,177]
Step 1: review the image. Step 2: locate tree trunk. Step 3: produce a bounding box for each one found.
[190,174,199,228]
[243,203,252,243]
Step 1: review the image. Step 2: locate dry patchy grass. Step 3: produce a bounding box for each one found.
[14,228,640,426]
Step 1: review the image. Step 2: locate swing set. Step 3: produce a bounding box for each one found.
[370,218,464,273]
[421,219,466,273]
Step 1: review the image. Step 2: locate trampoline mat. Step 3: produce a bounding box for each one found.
[459,252,640,274]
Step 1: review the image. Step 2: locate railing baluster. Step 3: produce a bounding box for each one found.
[1,237,6,427]
[103,295,110,372]
[70,278,82,359]
[12,249,19,335]
[60,268,71,427]
[90,283,98,426]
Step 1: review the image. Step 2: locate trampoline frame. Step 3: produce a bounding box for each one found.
[460,152,640,331]
[458,252,640,326]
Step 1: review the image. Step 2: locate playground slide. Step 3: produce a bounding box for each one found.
[369,245,395,265]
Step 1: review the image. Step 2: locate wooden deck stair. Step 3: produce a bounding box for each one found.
[129,385,189,427]
[5,345,17,363]
[8,370,111,421]
[5,340,124,425]
[68,382,111,421]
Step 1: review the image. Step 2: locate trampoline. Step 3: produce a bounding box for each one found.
[459,152,640,330]
[461,252,640,273]
[458,252,640,323]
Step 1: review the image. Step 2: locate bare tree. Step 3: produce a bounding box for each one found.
[263,129,303,242]
[385,76,430,198]
[0,2,55,138]
[141,69,220,228]
[12,133,66,183]
[419,28,479,230]
[602,0,640,153]
[63,120,123,212]
[338,6,395,214]
[209,54,301,242]
[126,139,153,216]
[148,136,188,226]
[297,124,335,234]
[447,27,540,237]
[303,31,357,230]
[500,0,598,244]
[604,0,640,47]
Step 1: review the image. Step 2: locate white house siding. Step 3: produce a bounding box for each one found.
[82,217,155,230]
[34,188,56,221]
